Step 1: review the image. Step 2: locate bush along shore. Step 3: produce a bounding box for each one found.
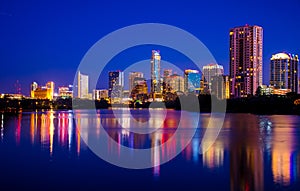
[1,93,300,115]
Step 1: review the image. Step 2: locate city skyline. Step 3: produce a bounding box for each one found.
[3,48,300,98]
[1,1,299,95]
[1,2,300,190]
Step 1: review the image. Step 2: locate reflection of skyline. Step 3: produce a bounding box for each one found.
[28,110,82,156]
[0,114,4,141]
[1,110,300,185]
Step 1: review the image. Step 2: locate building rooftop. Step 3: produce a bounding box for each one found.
[271,52,292,60]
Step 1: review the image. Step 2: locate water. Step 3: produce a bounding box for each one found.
[0,109,300,190]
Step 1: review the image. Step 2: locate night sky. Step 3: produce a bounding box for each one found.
[1,0,300,95]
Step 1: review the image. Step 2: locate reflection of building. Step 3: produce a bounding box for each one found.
[77,71,89,99]
[271,116,295,186]
[230,114,263,191]
[93,89,109,100]
[129,72,144,94]
[202,63,224,90]
[30,81,55,100]
[30,111,78,156]
[229,25,263,98]
[184,69,201,94]
[58,85,73,98]
[203,141,224,169]
[270,52,298,93]
[151,50,162,101]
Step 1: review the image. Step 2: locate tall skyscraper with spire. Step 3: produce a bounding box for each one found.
[229,24,263,97]
[150,50,162,101]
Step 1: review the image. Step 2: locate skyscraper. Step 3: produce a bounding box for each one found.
[270,52,298,93]
[184,69,201,94]
[151,50,161,94]
[108,71,124,99]
[129,72,144,94]
[130,77,148,100]
[229,24,263,97]
[77,71,89,99]
[165,74,185,93]
[163,69,172,79]
[162,69,172,93]
[202,63,224,89]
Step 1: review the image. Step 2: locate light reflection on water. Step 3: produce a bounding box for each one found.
[1,109,300,190]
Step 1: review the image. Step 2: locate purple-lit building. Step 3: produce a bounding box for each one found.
[229,25,263,98]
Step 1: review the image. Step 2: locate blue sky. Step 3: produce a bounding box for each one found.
[0,0,300,95]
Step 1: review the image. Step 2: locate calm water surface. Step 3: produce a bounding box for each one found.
[0,109,299,190]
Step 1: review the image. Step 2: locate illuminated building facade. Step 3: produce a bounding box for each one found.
[202,63,224,90]
[130,77,148,100]
[109,71,124,103]
[129,72,144,94]
[151,50,162,101]
[93,89,109,100]
[30,81,55,100]
[211,75,230,99]
[184,69,201,94]
[165,74,184,93]
[229,25,263,97]
[163,69,172,78]
[77,71,89,99]
[31,82,38,98]
[58,86,73,98]
[270,52,298,93]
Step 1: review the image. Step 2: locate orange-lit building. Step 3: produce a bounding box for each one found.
[30,81,54,100]
[93,89,109,100]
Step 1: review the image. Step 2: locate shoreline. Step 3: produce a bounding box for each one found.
[1,94,300,115]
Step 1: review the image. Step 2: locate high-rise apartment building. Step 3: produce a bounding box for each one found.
[184,69,201,94]
[129,72,144,94]
[270,52,298,93]
[77,71,89,99]
[165,74,185,93]
[130,77,148,99]
[229,25,263,97]
[202,63,224,89]
[108,71,124,99]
